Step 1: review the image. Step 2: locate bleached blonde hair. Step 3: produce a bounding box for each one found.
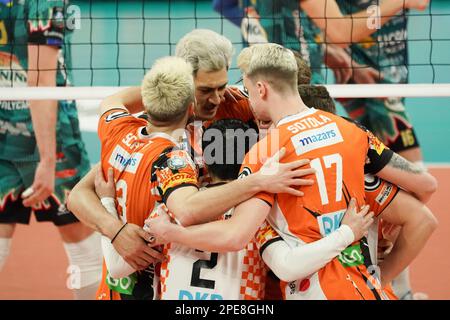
[237,43,298,93]
[141,56,194,122]
[175,29,234,75]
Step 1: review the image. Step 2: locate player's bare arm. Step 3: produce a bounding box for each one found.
[377,190,438,286]
[99,86,144,115]
[147,197,271,252]
[67,165,163,270]
[22,45,58,208]
[146,197,374,254]
[165,148,315,226]
[300,0,429,47]
[376,153,437,203]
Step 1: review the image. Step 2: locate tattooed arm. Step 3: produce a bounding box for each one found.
[376,153,438,203]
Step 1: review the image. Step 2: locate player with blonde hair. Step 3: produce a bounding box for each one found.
[145,43,437,300]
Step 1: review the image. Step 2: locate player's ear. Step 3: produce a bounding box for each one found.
[188,99,196,115]
[256,81,267,99]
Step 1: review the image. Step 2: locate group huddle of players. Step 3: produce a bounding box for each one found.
[67,30,438,301]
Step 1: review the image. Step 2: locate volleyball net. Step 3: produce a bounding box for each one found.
[1,1,450,106]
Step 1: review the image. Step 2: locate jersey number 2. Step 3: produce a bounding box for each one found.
[190,252,218,289]
[310,153,343,205]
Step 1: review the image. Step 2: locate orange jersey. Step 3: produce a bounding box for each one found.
[212,86,254,124]
[364,175,399,217]
[254,220,284,300]
[363,176,400,300]
[240,108,394,300]
[96,108,199,300]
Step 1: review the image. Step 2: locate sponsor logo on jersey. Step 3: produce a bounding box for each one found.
[106,271,137,295]
[0,52,27,86]
[160,173,196,194]
[317,209,346,237]
[167,156,187,170]
[364,174,381,191]
[0,119,32,136]
[288,281,297,295]
[367,131,386,155]
[179,290,223,300]
[238,167,252,180]
[108,145,142,174]
[105,110,130,122]
[0,101,28,110]
[375,183,393,205]
[291,123,343,156]
[338,244,364,268]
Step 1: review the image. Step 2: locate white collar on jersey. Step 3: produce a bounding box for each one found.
[276,107,317,127]
[138,127,180,145]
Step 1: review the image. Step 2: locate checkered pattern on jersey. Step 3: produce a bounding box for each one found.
[239,240,267,300]
[254,221,281,250]
[159,243,172,296]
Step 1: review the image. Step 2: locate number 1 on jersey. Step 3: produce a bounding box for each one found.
[310,153,343,205]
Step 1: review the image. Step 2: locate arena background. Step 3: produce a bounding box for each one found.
[0,0,449,299]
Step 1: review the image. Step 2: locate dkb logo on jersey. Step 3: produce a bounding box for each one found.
[179,290,223,300]
[291,123,343,156]
[317,210,345,237]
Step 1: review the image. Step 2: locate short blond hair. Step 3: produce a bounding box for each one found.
[237,43,298,93]
[141,56,194,122]
[176,29,234,75]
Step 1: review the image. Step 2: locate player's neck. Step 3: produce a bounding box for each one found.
[208,177,231,187]
[146,121,186,142]
[270,93,309,126]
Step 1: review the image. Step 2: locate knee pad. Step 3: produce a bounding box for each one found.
[63,231,103,289]
[0,238,11,271]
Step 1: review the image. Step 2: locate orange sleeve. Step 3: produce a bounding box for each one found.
[343,117,394,175]
[364,129,394,174]
[255,220,283,255]
[364,175,399,217]
[238,144,275,207]
[98,108,143,145]
[151,148,199,203]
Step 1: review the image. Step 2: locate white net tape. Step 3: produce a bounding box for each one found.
[2,84,449,132]
[1,84,450,101]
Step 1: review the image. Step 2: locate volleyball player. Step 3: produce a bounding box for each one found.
[145,43,437,299]
[68,28,296,270]
[0,0,102,299]
[95,118,373,300]
[335,0,430,300]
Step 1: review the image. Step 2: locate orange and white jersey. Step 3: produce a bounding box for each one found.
[160,199,267,300]
[98,108,198,227]
[240,108,394,300]
[96,108,199,300]
[364,175,400,270]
